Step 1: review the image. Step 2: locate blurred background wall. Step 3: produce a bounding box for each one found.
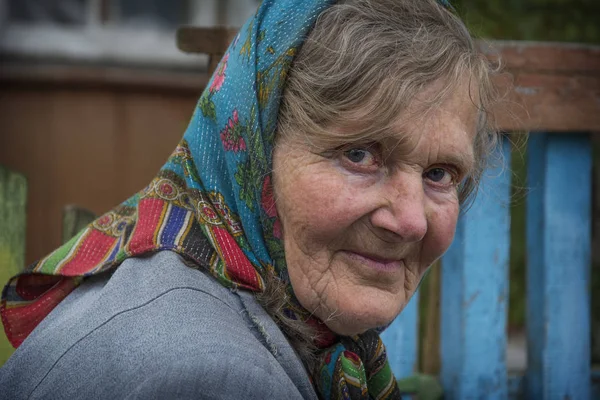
[0,0,260,265]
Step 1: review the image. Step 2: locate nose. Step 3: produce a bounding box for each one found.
[369,172,427,242]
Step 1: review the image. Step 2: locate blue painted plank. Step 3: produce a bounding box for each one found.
[509,371,600,400]
[381,290,419,379]
[593,370,600,400]
[440,137,512,399]
[508,374,525,399]
[526,133,591,400]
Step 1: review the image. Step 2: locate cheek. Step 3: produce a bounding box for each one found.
[276,171,369,246]
[424,200,460,263]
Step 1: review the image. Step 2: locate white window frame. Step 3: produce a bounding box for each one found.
[0,0,259,69]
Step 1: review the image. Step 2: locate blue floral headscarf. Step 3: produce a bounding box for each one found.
[2,1,451,398]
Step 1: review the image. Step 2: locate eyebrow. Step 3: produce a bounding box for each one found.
[381,129,477,175]
[439,151,476,175]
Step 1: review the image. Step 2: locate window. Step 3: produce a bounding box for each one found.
[0,0,259,68]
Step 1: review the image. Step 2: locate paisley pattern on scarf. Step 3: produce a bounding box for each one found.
[1,1,451,398]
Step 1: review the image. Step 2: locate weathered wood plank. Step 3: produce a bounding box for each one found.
[592,135,600,364]
[177,27,239,56]
[0,87,194,264]
[177,27,239,75]
[525,133,592,400]
[175,28,600,132]
[479,41,600,74]
[177,34,600,75]
[440,138,512,399]
[593,370,600,400]
[0,166,27,365]
[481,41,600,132]
[509,372,600,399]
[492,72,600,132]
[62,205,96,244]
[381,290,420,379]
[0,63,208,93]
[421,262,441,375]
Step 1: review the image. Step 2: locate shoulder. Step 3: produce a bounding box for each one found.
[0,252,311,400]
[123,350,304,399]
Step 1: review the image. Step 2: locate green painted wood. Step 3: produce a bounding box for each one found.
[0,166,27,366]
[62,205,96,244]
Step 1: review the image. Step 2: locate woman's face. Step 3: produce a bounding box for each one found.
[272,80,478,336]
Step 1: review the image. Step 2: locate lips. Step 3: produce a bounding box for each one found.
[341,250,403,272]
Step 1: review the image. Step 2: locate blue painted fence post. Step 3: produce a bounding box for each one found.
[526,133,591,400]
[381,292,419,379]
[440,137,512,399]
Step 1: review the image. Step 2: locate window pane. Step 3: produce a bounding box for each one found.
[112,0,188,30]
[7,0,87,26]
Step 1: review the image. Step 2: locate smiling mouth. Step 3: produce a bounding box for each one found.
[341,250,403,272]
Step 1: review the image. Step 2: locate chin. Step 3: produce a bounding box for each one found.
[323,311,396,336]
[317,290,408,336]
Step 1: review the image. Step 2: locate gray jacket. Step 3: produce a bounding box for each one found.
[0,251,318,399]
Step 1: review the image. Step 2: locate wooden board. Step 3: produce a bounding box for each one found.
[381,288,420,380]
[177,27,239,56]
[175,28,600,132]
[0,63,208,93]
[0,87,197,265]
[440,138,512,399]
[62,205,96,244]
[526,133,592,399]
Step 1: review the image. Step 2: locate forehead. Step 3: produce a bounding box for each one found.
[340,75,478,134]
[387,78,479,169]
[407,77,479,132]
[289,76,479,171]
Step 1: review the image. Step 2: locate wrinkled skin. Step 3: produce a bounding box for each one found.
[273,79,478,336]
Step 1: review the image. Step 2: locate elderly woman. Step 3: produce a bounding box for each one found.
[0,0,496,398]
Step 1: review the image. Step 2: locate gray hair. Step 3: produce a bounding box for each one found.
[276,0,499,205]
